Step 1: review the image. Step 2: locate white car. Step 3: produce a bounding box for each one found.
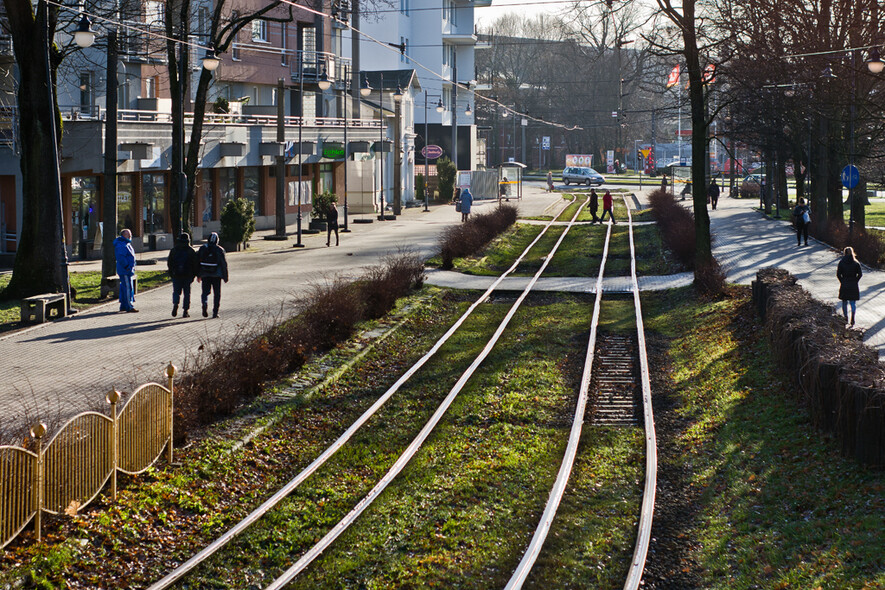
[562,167,605,186]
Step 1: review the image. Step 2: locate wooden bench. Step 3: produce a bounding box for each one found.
[101,275,138,299]
[21,293,67,324]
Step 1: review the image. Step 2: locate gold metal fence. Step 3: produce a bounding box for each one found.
[0,364,175,549]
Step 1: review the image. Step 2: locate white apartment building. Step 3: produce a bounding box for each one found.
[348,0,489,173]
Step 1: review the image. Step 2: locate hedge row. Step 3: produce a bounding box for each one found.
[752,267,884,467]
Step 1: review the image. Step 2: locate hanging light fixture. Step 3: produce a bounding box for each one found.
[465,102,472,116]
[202,46,220,71]
[868,47,884,73]
[393,85,404,102]
[74,14,95,48]
[318,66,332,90]
[436,99,444,113]
[360,73,372,97]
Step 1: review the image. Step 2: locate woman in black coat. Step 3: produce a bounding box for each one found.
[837,246,863,326]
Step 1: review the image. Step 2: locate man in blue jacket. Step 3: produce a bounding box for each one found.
[113,229,138,313]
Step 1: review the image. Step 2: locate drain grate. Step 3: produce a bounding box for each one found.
[591,332,640,427]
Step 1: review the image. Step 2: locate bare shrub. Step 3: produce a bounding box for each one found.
[439,204,518,269]
[174,252,426,440]
[694,258,727,298]
[648,189,696,269]
[810,219,885,267]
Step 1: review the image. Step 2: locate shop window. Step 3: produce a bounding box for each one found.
[243,167,261,215]
[142,173,166,234]
[71,176,98,246]
[218,168,237,210]
[318,163,333,195]
[117,174,134,234]
[200,169,214,223]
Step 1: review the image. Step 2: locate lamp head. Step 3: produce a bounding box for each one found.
[360,74,372,97]
[393,85,404,102]
[868,47,884,73]
[436,99,444,113]
[202,47,220,71]
[74,14,96,48]
[465,103,472,116]
[318,67,332,90]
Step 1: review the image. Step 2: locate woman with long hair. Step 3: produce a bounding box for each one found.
[837,246,863,326]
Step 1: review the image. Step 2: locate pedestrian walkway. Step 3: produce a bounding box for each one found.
[709,196,885,356]
[425,269,694,293]
[0,186,562,435]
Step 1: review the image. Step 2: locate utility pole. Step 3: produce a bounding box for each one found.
[101,29,118,293]
[452,53,458,170]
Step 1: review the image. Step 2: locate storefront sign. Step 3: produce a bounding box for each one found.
[322,143,345,159]
[422,145,444,159]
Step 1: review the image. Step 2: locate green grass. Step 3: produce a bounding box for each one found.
[641,287,885,589]
[0,270,170,329]
[447,221,683,278]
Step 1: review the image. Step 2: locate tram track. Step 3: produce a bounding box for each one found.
[148,194,657,590]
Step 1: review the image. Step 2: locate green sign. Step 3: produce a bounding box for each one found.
[323,143,345,159]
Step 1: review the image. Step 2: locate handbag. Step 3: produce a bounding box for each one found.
[802,210,811,224]
[455,201,462,212]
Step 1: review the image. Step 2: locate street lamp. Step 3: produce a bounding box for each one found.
[422,92,443,212]
[867,47,884,73]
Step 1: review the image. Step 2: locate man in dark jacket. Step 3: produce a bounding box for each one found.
[708,178,721,210]
[197,232,229,318]
[167,232,198,318]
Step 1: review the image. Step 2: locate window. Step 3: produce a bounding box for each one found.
[400,0,409,16]
[243,167,261,215]
[117,174,134,234]
[281,23,288,66]
[443,87,451,111]
[199,170,214,223]
[142,173,166,235]
[442,0,455,23]
[79,72,94,116]
[218,168,236,210]
[144,76,156,99]
[198,7,209,36]
[231,11,241,60]
[442,44,455,68]
[252,19,267,42]
[318,163,333,195]
[145,0,163,25]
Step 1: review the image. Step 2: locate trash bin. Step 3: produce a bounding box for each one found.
[78,240,88,260]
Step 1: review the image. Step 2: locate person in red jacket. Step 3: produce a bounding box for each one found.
[599,190,616,224]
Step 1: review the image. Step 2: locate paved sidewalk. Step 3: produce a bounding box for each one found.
[709,196,885,355]
[0,187,562,434]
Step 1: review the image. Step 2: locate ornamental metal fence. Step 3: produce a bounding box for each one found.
[0,364,176,549]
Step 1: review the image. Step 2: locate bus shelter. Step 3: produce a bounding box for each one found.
[499,162,526,202]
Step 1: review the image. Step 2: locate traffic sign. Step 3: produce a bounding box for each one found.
[841,165,860,189]
[542,136,550,150]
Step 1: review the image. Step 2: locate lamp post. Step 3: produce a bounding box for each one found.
[423,92,443,212]
[294,50,305,247]
[318,65,352,232]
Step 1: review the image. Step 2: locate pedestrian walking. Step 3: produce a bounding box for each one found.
[599,190,616,224]
[681,181,692,201]
[589,188,600,224]
[113,229,138,313]
[546,171,554,192]
[660,175,668,192]
[708,178,721,210]
[167,232,198,317]
[837,246,862,326]
[197,232,229,319]
[326,200,339,246]
[460,187,473,222]
[792,198,811,247]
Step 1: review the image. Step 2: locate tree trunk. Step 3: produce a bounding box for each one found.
[682,5,712,270]
[2,0,70,300]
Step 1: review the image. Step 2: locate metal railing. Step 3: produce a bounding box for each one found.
[0,364,176,549]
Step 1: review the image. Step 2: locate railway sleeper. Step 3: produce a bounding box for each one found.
[590,332,641,427]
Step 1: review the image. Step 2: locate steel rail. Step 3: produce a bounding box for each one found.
[264,199,590,590]
[504,210,613,589]
[622,202,658,590]
[147,202,572,590]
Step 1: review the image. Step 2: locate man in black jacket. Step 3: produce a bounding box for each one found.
[197,232,229,318]
[167,232,199,318]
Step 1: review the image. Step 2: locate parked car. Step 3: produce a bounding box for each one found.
[739,173,764,199]
[562,167,605,186]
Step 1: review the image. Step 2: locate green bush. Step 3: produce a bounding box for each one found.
[437,157,456,202]
[416,173,425,202]
[312,190,338,222]
[219,197,255,246]
[213,97,230,114]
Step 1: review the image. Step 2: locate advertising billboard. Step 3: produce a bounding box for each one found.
[565,154,593,167]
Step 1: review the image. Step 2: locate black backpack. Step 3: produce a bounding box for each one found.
[200,245,220,273]
[171,247,192,277]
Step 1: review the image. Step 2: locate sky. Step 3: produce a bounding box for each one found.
[475,0,564,27]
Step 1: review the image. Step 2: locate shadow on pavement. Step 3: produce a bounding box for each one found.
[24,318,175,343]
